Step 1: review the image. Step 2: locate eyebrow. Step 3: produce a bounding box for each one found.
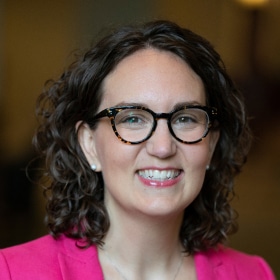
[114,101,204,111]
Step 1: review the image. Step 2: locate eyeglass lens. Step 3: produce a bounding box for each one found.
[114,108,209,143]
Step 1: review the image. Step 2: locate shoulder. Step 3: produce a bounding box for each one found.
[1,235,67,262]
[195,245,276,280]
[0,235,60,279]
[0,235,103,280]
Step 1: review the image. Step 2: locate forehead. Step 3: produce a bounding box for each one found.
[100,48,205,109]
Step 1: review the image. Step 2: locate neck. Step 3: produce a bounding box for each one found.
[98,205,187,280]
[109,200,184,249]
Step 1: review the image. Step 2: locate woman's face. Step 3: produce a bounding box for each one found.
[79,49,219,218]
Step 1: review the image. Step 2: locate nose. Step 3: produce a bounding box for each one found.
[146,119,177,158]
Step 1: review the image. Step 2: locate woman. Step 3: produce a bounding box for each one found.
[0,20,275,279]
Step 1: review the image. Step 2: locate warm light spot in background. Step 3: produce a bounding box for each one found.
[236,0,270,8]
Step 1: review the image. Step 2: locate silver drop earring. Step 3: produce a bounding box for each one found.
[90,164,97,171]
[206,165,210,170]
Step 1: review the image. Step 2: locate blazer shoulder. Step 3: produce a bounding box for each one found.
[1,235,58,258]
[0,235,62,279]
[0,235,102,280]
[200,245,276,280]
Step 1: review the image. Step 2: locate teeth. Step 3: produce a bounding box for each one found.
[138,170,180,181]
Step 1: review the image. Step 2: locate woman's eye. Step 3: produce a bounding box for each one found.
[122,116,143,124]
[116,111,150,127]
[176,115,197,124]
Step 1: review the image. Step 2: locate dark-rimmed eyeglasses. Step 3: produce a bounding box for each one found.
[88,105,218,144]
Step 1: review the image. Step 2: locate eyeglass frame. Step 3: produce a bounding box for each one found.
[88,105,218,145]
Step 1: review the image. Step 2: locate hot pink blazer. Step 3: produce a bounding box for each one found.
[0,235,276,279]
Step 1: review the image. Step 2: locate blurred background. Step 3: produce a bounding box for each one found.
[0,0,279,277]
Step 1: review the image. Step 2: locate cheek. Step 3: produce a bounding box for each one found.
[95,130,136,176]
[186,142,211,169]
[95,125,120,162]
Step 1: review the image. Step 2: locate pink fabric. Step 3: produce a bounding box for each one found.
[0,235,276,279]
[194,245,276,280]
[0,235,103,280]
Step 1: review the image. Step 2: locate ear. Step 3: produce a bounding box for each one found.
[208,129,220,164]
[76,121,101,171]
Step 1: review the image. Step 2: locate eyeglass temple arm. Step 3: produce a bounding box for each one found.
[91,108,111,121]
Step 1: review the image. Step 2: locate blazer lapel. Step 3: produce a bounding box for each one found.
[194,247,238,280]
[58,251,104,280]
[56,236,104,280]
[194,252,216,280]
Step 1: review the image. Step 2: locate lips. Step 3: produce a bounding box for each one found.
[138,169,181,181]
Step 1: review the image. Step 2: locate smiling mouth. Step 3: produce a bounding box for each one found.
[137,169,181,181]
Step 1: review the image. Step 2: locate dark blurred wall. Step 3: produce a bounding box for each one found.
[0,0,85,247]
[1,0,279,277]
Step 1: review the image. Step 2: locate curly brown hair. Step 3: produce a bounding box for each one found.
[33,20,252,254]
